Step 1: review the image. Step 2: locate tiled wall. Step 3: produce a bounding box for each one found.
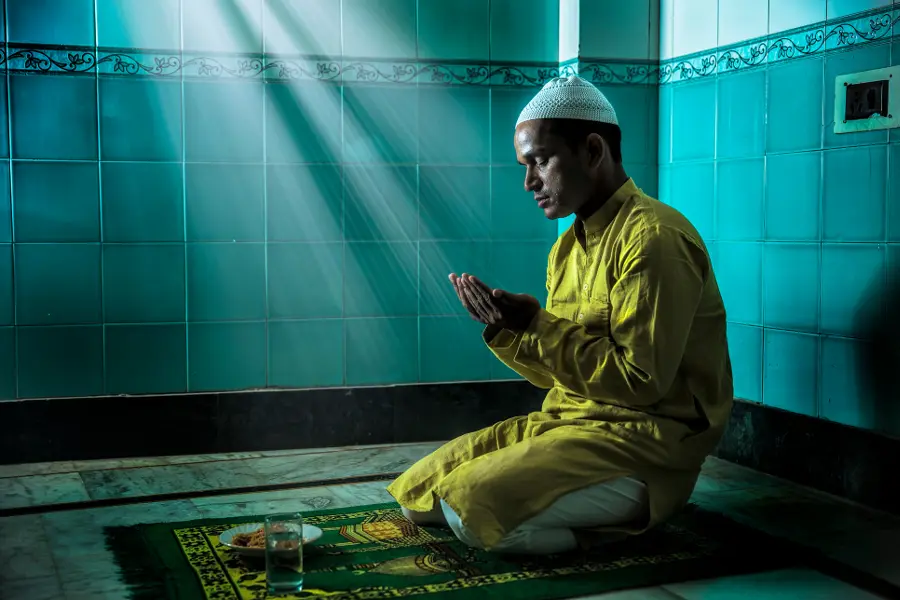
[659,0,900,436]
[0,0,573,399]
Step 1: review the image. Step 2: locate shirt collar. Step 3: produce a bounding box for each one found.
[574,178,638,239]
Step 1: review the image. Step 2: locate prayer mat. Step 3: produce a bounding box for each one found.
[107,502,799,600]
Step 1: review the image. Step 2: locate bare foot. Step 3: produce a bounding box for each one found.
[402,505,448,527]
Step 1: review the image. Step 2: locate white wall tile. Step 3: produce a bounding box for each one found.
[769,0,826,32]
[827,0,892,21]
[673,0,718,57]
[580,0,653,59]
[660,0,675,59]
[718,0,768,46]
[559,0,580,62]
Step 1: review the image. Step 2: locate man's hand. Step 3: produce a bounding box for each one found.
[449,273,541,331]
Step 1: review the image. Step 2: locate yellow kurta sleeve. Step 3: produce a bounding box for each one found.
[481,245,557,390]
[511,226,708,406]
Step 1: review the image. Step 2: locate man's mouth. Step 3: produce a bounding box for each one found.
[536,196,550,208]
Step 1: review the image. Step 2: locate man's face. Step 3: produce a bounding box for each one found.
[514,120,593,220]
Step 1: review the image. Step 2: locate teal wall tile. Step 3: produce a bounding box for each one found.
[188,321,267,391]
[342,0,417,59]
[715,242,762,325]
[0,164,9,243]
[580,0,654,60]
[0,81,8,159]
[490,0,559,63]
[763,243,820,332]
[419,87,490,165]
[420,316,492,382]
[820,335,875,428]
[344,242,418,317]
[601,85,654,166]
[765,152,821,242]
[267,165,342,242]
[628,165,659,199]
[268,243,343,319]
[345,317,418,385]
[764,329,819,417]
[492,240,552,305]
[13,162,99,243]
[717,70,766,160]
[824,43,890,149]
[8,0,95,45]
[264,0,342,56]
[821,244,884,337]
[420,167,491,240]
[183,0,263,53]
[420,241,491,316]
[344,86,418,164]
[491,166,557,241]
[767,58,824,154]
[99,79,183,162]
[15,244,101,326]
[727,323,763,403]
[823,146,886,242]
[672,80,716,162]
[418,0,490,61]
[105,324,187,395]
[0,246,11,326]
[827,0,892,24]
[186,164,265,242]
[11,74,98,161]
[716,158,764,241]
[269,319,343,388]
[0,328,13,400]
[889,145,900,242]
[187,244,266,321]
[490,88,534,165]
[344,166,418,241]
[658,85,673,165]
[17,326,103,398]
[102,163,184,243]
[103,244,186,323]
[184,82,264,163]
[719,0,768,47]
[266,83,342,164]
[668,162,714,240]
[97,0,181,49]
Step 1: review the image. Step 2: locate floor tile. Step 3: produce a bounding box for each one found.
[577,588,682,599]
[0,473,89,509]
[2,576,65,600]
[664,568,882,599]
[0,516,57,581]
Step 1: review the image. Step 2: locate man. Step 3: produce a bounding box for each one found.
[387,76,733,555]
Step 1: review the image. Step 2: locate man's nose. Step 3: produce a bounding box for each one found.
[524,166,541,192]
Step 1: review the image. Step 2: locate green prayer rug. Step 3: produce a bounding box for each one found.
[107,502,798,600]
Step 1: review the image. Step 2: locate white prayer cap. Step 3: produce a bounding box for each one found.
[516,75,618,128]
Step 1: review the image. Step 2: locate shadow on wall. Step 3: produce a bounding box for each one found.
[856,268,900,433]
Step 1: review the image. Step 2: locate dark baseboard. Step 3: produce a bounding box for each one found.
[715,400,900,516]
[3,386,897,517]
[0,381,545,465]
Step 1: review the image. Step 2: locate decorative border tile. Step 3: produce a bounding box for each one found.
[577,60,659,85]
[661,6,900,84]
[96,51,182,77]
[6,46,94,74]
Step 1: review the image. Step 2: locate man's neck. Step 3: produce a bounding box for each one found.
[574,168,629,223]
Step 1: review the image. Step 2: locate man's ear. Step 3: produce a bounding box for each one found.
[584,132,608,169]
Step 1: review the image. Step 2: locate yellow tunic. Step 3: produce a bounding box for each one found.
[388,179,733,549]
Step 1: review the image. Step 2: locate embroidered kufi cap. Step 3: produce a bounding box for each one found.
[516,75,618,127]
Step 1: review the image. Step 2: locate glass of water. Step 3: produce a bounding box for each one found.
[265,513,304,595]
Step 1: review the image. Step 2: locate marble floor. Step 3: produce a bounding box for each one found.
[0,443,897,599]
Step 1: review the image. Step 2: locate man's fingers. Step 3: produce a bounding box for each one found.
[464,276,502,318]
[462,282,495,324]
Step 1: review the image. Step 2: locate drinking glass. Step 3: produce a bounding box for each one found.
[265,513,304,595]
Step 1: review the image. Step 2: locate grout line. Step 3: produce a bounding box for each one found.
[94,0,106,395]
[180,0,190,393]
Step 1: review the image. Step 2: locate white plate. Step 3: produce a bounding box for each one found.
[218,523,324,557]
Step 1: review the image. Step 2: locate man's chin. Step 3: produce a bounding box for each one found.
[543,205,571,220]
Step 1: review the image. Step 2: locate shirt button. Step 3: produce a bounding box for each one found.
[582,284,588,291]
[578,313,584,321]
